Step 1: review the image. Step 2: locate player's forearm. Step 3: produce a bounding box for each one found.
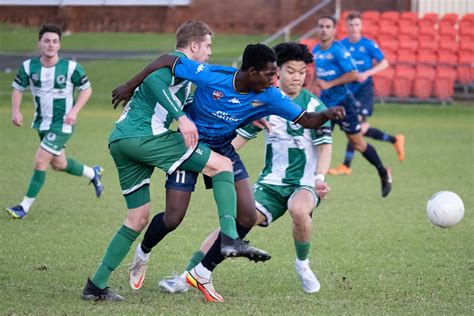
[327,71,358,88]
[316,144,332,176]
[125,54,179,90]
[297,111,329,129]
[364,59,389,78]
[71,87,92,114]
[11,89,23,112]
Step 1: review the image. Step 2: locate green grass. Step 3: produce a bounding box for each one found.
[0,24,473,314]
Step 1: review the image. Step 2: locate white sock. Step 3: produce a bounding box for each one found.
[295,258,310,269]
[136,243,150,261]
[82,165,95,180]
[194,263,211,280]
[20,197,35,212]
[180,271,188,280]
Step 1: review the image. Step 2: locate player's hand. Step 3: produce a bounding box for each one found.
[112,83,134,109]
[251,118,272,132]
[178,115,199,149]
[64,111,77,125]
[11,111,23,127]
[324,106,346,120]
[357,72,369,83]
[315,79,331,90]
[315,180,331,200]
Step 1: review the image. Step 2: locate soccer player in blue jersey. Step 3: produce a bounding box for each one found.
[112,43,345,302]
[329,11,405,176]
[312,16,392,197]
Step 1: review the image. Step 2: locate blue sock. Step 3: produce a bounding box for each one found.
[343,142,355,167]
[365,127,396,143]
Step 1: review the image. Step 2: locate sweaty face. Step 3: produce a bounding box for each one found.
[277,60,306,98]
[250,61,277,93]
[346,18,362,38]
[38,32,60,59]
[193,34,212,63]
[317,18,336,42]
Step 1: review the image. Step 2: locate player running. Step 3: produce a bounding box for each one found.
[329,11,405,175]
[158,42,333,297]
[312,16,392,197]
[6,24,103,220]
[112,43,345,302]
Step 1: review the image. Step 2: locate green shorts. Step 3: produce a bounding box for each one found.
[109,131,211,209]
[38,129,73,156]
[253,182,320,227]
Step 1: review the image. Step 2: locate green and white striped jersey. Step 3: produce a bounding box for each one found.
[12,57,90,133]
[109,51,191,144]
[237,88,332,187]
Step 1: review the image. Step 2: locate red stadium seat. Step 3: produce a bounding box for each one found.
[373,66,395,98]
[379,39,398,52]
[459,19,474,37]
[399,24,419,38]
[441,13,458,23]
[418,40,438,52]
[383,50,397,63]
[299,38,318,51]
[459,36,473,52]
[419,24,437,42]
[392,65,415,98]
[362,11,381,23]
[362,27,378,40]
[433,66,457,100]
[378,34,396,43]
[378,23,398,38]
[437,50,458,66]
[462,13,474,22]
[457,50,474,84]
[438,40,458,53]
[423,12,439,23]
[398,38,418,52]
[439,20,457,38]
[397,50,416,64]
[400,11,419,24]
[413,65,436,99]
[381,11,400,23]
[416,49,438,65]
[341,10,352,20]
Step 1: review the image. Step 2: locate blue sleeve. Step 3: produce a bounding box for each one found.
[336,46,357,73]
[172,57,211,88]
[368,40,385,62]
[266,88,304,122]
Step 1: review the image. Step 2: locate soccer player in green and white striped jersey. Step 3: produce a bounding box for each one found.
[6,24,103,219]
[158,42,333,296]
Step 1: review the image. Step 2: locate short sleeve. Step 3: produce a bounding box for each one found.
[71,62,91,90]
[12,62,29,91]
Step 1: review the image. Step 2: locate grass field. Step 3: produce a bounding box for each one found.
[0,25,473,314]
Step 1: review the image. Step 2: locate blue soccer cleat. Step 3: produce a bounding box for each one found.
[90,166,104,198]
[6,205,27,219]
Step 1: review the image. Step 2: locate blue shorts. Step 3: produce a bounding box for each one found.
[329,93,361,135]
[353,80,374,117]
[165,143,249,192]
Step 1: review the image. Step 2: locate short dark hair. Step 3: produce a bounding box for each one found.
[175,20,213,49]
[241,43,276,71]
[317,15,337,27]
[346,11,362,21]
[39,24,62,40]
[273,42,313,66]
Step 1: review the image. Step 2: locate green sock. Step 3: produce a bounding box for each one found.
[25,169,46,198]
[295,240,311,261]
[64,158,84,176]
[211,171,238,239]
[184,251,205,272]
[91,225,140,289]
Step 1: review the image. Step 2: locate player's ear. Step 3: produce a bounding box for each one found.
[190,41,198,53]
[276,66,281,79]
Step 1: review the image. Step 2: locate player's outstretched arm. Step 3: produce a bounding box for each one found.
[297,107,345,129]
[11,89,24,127]
[112,54,179,109]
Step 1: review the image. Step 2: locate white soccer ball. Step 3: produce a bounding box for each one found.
[426,191,464,228]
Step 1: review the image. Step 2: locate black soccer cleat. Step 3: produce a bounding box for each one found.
[82,278,125,302]
[220,234,271,262]
[381,168,392,198]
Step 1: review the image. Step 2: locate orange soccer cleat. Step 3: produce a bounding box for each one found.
[328,164,352,175]
[394,134,405,161]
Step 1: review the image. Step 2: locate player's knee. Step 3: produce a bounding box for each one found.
[289,207,312,223]
[50,161,66,171]
[163,212,184,231]
[237,208,257,228]
[211,156,232,175]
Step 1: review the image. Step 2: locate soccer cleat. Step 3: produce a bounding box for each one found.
[81,278,125,302]
[6,205,27,219]
[128,251,148,290]
[90,166,104,198]
[159,273,189,293]
[295,261,321,293]
[394,134,405,161]
[381,168,392,198]
[327,164,352,175]
[186,268,224,302]
[220,234,271,262]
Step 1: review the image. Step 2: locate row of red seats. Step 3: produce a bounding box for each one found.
[341,11,474,26]
[378,38,473,54]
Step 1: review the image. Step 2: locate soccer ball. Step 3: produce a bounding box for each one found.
[426,191,464,228]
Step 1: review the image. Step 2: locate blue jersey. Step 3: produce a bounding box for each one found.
[172,57,304,149]
[340,37,384,92]
[312,41,357,107]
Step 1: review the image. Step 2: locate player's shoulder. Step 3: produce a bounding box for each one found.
[360,37,378,47]
[300,88,327,110]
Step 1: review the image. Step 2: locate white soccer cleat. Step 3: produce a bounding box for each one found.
[295,260,321,293]
[159,273,190,293]
[128,251,148,290]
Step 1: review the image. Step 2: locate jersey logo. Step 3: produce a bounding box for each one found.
[46,132,57,141]
[359,46,366,53]
[213,90,224,100]
[250,100,264,107]
[349,47,355,51]
[196,64,205,73]
[56,75,66,85]
[229,97,240,104]
[343,52,351,58]
[31,73,39,82]
[326,53,334,60]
